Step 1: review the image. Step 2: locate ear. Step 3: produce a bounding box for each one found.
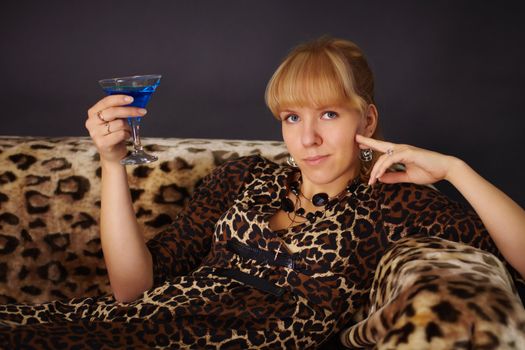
[361,104,378,137]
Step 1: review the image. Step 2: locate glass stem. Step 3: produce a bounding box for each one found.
[130,118,143,152]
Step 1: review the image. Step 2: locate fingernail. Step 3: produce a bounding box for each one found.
[124,96,133,102]
[138,109,147,115]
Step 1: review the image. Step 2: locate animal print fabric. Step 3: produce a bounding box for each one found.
[0,136,288,304]
[1,154,524,349]
[341,236,525,349]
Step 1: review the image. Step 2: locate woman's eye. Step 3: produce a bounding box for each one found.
[285,114,300,123]
[322,111,338,119]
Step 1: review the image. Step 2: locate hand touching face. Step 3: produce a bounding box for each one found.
[356,134,456,186]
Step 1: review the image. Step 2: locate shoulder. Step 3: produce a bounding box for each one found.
[202,155,283,190]
[214,155,280,175]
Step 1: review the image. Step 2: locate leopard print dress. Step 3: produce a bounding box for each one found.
[0,156,523,349]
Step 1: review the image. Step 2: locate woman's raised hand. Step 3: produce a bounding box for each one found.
[85,95,147,163]
[356,134,459,186]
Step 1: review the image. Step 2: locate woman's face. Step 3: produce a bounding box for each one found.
[280,104,371,195]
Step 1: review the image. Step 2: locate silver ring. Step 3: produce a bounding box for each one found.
[97,110,106,122]
[106,122,111,135]
[386,148,394,156]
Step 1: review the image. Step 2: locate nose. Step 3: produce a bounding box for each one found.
[301,119,322,147]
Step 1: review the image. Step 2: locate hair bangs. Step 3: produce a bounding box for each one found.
[266,50,362,117]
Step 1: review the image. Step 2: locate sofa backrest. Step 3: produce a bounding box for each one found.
[0,136,287,303]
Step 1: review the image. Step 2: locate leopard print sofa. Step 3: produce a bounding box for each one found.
[0,136,288,304]
[1,136,524,349]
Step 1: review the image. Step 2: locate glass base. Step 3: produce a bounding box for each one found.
[120,150,158,165]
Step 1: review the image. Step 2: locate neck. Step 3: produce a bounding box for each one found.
[299,171,359,199]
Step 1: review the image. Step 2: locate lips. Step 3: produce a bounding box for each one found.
[303,155,329,165]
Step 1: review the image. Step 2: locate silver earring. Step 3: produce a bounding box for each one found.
[287,155,298,167]
[359,149,373,162]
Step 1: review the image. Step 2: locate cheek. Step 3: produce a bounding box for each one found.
[356,117,369,135]
[328,129,357,149]
[281,126,296,153]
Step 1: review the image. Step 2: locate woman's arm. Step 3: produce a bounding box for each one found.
[86,95,153,303]
[99,161,154,303]
[445,158,525,276]
[356,134,525,277]
[86,95,263,302]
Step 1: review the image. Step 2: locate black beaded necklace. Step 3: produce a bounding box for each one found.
[280,173,359,225]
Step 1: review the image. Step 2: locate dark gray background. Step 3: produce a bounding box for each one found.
[1,1,524,207]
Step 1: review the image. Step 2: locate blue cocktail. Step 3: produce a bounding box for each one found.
[99,74,162,165]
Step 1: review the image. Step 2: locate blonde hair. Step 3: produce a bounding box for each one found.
[265,36,382,181]
[265,37,375,117]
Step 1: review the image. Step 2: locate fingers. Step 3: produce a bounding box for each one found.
[103,119,131,137]
[356,134,402,185]
[86,118,131,139]
[106,119,132,136]
[85,96,146,137]
[85,107,145,137]
[355,134,394,153]
[359,134,449,186]
[369,153,390,185]
[85,95,139,164]
[89,121,131,155]
[369,146,412,185]
[96,106,147,123]
[87,95,147,122]
[99,128,132,148]
[88,95,133,119]
[377,171,410,184]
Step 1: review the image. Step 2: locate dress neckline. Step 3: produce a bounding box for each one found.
[264,163,365,234]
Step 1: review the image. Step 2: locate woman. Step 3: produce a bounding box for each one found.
[1,37,524,349]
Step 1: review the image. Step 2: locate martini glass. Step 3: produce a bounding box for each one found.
[99,74,162,165]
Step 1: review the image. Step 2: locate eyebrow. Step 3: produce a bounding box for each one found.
[280,106,339,114]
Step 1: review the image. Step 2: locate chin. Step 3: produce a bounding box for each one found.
[301,163,357,185]
[300,169,338,185]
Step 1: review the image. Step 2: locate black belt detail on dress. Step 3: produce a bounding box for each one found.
[216,268,285,297]
[226,239,300,270]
